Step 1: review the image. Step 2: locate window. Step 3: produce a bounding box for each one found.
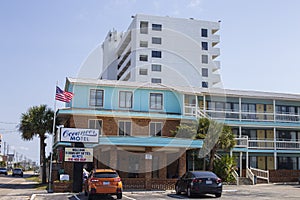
[140,21,148,34]
[202,55,208,64]
[150,93,163,110]
[151,78,161,83]
[150,122,162,136]
[140,41,148,47]
[119,91,133,108]
[118,121,131,136]
[152,51,162,58]
[202,81,208,88]
[89,89,104,107]
[202,68,208,77]
[152,24,162,31]
[201,28,208,37]
[139,68,148,75]
[88,119,102,135]
[152,37,162,44]
[201,42,208,50]
[139,55,148,61]
[151,64,162,72]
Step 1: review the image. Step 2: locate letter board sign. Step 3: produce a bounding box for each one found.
[60,128,99,143]
[64,147,93,162]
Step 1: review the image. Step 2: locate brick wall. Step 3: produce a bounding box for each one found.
[269,170,300,182]
[68,115,180,137]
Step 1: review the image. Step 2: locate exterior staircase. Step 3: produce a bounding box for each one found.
[238,177,253,185]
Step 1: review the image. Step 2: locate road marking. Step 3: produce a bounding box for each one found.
[73,194,80,200]
[123,194,136,200]
[30,194,36,200]
[223,189,238,192]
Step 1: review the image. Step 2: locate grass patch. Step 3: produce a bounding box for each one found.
[26,175,41,182]
[25,175,48,190]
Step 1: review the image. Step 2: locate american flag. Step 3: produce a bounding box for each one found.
[55,86,74,103]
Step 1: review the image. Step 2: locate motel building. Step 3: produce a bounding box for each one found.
[51,77,300,192]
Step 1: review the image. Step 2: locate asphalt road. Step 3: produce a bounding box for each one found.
[1,173,300,200]
[0,172,42,200]
[33,184,300,200]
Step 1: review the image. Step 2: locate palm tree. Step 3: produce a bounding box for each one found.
[172,118,236,171]
[195,118,236,171]
[19,105,54,184]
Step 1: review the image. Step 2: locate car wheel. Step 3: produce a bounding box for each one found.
[175,185,181,195]
[187,187,193,198]
[117,193,122,199]
[215,193,222,198]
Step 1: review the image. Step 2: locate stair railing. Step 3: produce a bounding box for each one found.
[231,169,239,185]
[246,167,255,185]
[250,167,269,183]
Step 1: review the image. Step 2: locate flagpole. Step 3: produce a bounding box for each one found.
[48,82,58,193]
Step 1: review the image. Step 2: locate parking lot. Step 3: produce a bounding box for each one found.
[32,183,300,200]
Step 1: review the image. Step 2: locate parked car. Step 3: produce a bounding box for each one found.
[0,167,8,175]
[84,169,123,199]
[175,171,222,198]
[12,168,23,177]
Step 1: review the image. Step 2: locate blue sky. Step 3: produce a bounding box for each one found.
[0,0,300,163]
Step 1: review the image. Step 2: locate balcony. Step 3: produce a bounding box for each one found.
[209,48,220,58]
[234,136,300,150]
[116,30,131,56]
[211,34,220,47]
[211,73,221,85]
[212,60,220,72]
[183,105,300,123]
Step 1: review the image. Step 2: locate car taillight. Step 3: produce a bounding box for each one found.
[192,178,202,183]
[114,177,121,182]
[91,178,99,182]
[216,178,222,184]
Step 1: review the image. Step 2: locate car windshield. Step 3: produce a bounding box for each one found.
[14,169,22,171]
[93,172,118,178]
[0,168,6,170]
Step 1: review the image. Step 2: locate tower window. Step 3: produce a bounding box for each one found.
[152,51,162,58]
[201,28,208,37]
[152,24,162,31]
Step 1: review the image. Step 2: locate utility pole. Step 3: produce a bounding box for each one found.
[3,142,6,156]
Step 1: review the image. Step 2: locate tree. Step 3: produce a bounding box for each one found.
[172,118,236,171]
[19,104,54,184]
[214,154,237,183]
[196,118,236,171]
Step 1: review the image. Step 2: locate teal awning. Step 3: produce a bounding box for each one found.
[54,136,203,149]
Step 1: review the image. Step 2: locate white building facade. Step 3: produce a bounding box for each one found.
[100,14,221,88]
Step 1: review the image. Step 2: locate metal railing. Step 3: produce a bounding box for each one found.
[234,137,300,150]
[235,136,248,148]
[276,140,300,149]
[250,167,269,183]
[246,167,255,185]
[248,140,274,149]
[184,106,300,123]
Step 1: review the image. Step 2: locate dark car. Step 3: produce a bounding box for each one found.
[175,171,222,198]
[0,167,8,175]
[12,168,23,177]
